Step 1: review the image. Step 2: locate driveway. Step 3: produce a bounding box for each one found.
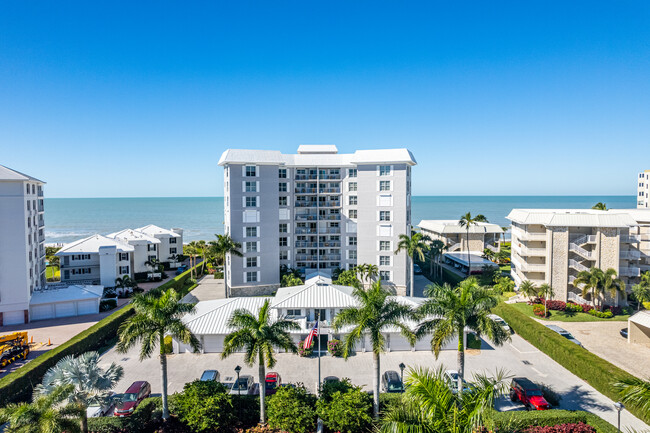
[100,334,648,431]
[543,319,650,379]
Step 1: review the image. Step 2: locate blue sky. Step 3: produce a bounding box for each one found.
[1,1,649,198]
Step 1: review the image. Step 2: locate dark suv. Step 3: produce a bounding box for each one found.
[381,370,404,393]
[509,377,551,410]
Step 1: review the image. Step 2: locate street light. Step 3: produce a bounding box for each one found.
[234,365,242,396]
[614,402,624,433]
[399,362,406,392]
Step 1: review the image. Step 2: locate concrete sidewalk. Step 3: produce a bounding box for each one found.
[181,275,225,303]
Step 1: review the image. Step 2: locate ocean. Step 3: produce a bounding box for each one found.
[44,196,637,244]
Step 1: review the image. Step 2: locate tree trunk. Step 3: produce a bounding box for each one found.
[81,406,88,433]
[457,328,465,395]
[160,333,169,420]
[372,351,380,419]
[466,228,471,276]
[259,353,266,424]
[224,253,229,298]
[410,255,414,296]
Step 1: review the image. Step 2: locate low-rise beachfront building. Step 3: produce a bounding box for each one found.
[174,274,463,353]
[136,225,183,266]
[507,208,650,305]
[638,170,649,209]
[107,229,161,275]
[418,219,503,253]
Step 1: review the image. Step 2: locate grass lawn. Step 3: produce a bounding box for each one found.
[510,302,631,322]
[45,265,60,279]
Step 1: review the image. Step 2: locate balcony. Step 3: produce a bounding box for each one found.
[620,250,641,260]
[295,228,318,234]
[295,174,318,180]
[619,266,641,278]
[513,243,546,257]
[318,188,341,194]
[295,241,318,248]
[296,254,318,261]
[318,227,340,234]
[320,214,341,221]
[295,188,317,194]
[319,174,341,180]
[512,227,547,241]
[295,214,318,221]
[320,254,341,260]
[320,201,341,207]
[319,241,341,248]
[621,235,642,243]
[295,202,317,208]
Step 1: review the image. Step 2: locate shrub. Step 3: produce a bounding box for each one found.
[524,423,596,433]
[316,385,372,433]
[533,304,550,317]
[163,335,173,354]
[267,384,317,433]
[231,395,260,429]
[100,299,117,312]
[88,397,162,433]
[491,409,616,433]
[564,303,583,313]
[298,339,314,357]
[588,309,613,319]
[327,339,343,356]
[379,392,403,413]
[320,377,354,401]
[644,301,650,310]
[169,380,235,432]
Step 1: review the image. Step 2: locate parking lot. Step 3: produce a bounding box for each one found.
[100,333,648,431]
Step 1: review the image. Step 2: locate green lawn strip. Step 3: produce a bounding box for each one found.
[45,265,60,279]
[0,263,204,408]
[492,303,649,425]
[491,409,617,433]
[510,302,630,322]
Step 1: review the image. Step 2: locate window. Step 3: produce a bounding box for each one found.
[348,168,357,178]
[349,250,357,260]
[119,266,130,274]
[348,182,357,192]
[148,244,157,251]
[246,257,258,268]
[349,196,358,205]
[170,247,177,254]
[348,209,357,219]
[148,255,156,262]
[348,236,357,246]
[32,185,35,194]
[245,181,257,192]
[170,238,177,244]
[119,253,129,261]
[243,210,260,223]
[245,166,257,177]
[380,271,390,281]
[379,165,391,176]
[279,251,289,260]
[279,182,287,192]
[279,223,288,233]
[378,194,393,206]
[279,237,288,247]
[380,180,391,191]
[246,271,258,282]
[26,184,30,194]
[379,211,391,221]
[246,196,258,207]
[379,241,391,251]
[279,168,287,178]
[245,227,258,237]
[279,196,288,206]
[27,201,30,211]
[287,309,301,316]
[379,256,391,266]
[378,225,393,236]
[246,241,258,252]
[29,251,32,261]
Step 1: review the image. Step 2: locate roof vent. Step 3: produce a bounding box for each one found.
[297,145,338,154]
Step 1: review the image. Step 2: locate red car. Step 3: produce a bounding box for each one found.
[114,381,151,417]
[265,372,282,395]
[510,378,551,410]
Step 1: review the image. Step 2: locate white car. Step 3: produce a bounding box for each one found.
[86,393,116,418]
[444,370,473,394]
[488,314,512,334]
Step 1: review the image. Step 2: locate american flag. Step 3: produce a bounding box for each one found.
[303,321,318,349]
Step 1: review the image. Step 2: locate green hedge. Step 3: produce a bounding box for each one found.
[88,397,162,433]
[491,409,617,433]
[492,303,649,425]
[0,264,203,408]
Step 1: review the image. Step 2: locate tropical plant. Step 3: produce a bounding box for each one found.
[602,268,625,306]
[333,269,361,288]
[500,226,509,245]
[395,232,430,295]
[614,376,650,419]
[144,257,163,274]
[493,276,515,294]
[538,284,556,317]
[332,280,415,419]
[458,213,488,275]
[0,385,84,433]
[355,263,378,285]
[114,275,136,296]
[184,241,200,280]
[426,239,446,280]
[212,234,243,297]
[221,299,299,423]
[33,352,123,433]
[379,366,509,433]
[519,280,538,300]
[281,274,303,287]
[316,384,373,433]
[117,288,200,420]
[169,380,235,432]
[592,202,608,210]
[416,278,510,394]
[574,267,624,310]
[267,384,317,433]
[632,283,650,311]
[482,248,495,262]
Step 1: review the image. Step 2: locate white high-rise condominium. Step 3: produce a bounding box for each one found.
[0,165,46,326]
[638,170,649,209]
[218,145,417,296]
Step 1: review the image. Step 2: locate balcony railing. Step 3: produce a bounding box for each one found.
[295,174,318,180]
[320,201,341,207]
[620,250,641,260]
[318,188,341,194]
[295,241,318,248]
[296,254,318,261]
[295,214,318,221]
[318,227,341,234]
[621,235,642,243]
[295,202,317,208]
[319,174,341,180]
[295,228,318,234]
[512,227,547,241]
[319,241,341,248]
[320,215,341,221]
[295,188,317,194]
[320,254,341,260]
[619,266,641,277]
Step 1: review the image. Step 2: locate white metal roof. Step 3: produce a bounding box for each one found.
[297,144,338,154]
[609,209,650,224]
[182,297,272,335]
[30,285,103,305]
[136,224,182,238]
[56,234,134,255]
[629,311,650,329]
[107,229,161,244]
[418,220,503,234]
[507,209,638,227]
[271,276,357,309]
[0,164,45,183]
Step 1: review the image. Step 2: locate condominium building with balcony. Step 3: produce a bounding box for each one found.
[218,145,416,296]
[417,219,503,253]
[0,165,46,325]
[638,170,650,209]
[507,208,650,306]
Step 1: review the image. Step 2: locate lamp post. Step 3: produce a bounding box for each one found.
[614,402,624,433]
[399,362,406,392]
[235,365,242,396]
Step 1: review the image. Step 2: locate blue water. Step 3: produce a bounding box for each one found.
[44,196,636,244]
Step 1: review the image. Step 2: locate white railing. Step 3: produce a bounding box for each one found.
[515,243,546,257]
[619,267,641,278]
[569,243,593,259]
[447,240,462,252]
[512,227,547,241]
[569,259,589,272]
[620,250,641,260]
[485,243,498,253]
[621,235,642,243]
[568,292,590,304]
[568,275,577,285]
[570,234,597,246]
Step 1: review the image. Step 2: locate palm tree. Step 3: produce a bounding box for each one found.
[518,280,538,300]
[427,240,446,281]
[538,284,555,317]
[458,213,488,275]
[332,281,415,419]
[184,241,199,280]
[592,202,608,210]
[0,385,84,433]
[632,283,650,311]
[117,288,200,420]
[212,234,243,297]
[602,268,625,307]
[355,263,378,286]
[144,257,162,276]
[574,267,622,310]
[500,226,509,246]
[221,299,299,424]
[416,278,510,394]
[380,367,509,433]
[34,352,123,433]
[395,232,430,296]
[114,275,136,296]
[482,248,495,262]
[614,377,650,419]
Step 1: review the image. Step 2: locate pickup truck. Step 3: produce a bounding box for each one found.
[509,377,551,410]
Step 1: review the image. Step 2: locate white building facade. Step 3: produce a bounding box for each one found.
[638,170,649,209]
[218,145,416,296]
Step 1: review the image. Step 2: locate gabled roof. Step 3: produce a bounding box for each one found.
[182,297,272,335]
[0,164,45,183]
[56,234,134,255]
[136,224,182,238]
[271,276,356,309]
[107,229,161,244]
[629,311,650,329]
[507,209,638,228]
[418,220,503,234]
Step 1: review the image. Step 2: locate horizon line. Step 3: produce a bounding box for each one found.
[44,194,636,199]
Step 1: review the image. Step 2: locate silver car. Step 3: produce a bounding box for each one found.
[545,325,582,346]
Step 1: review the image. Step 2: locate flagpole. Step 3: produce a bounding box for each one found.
[317,318,321,389]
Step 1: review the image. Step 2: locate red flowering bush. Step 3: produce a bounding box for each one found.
[523,422,596,433]
[327,339,343,357]
[298,339,314,357]
[533,304,550,317]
